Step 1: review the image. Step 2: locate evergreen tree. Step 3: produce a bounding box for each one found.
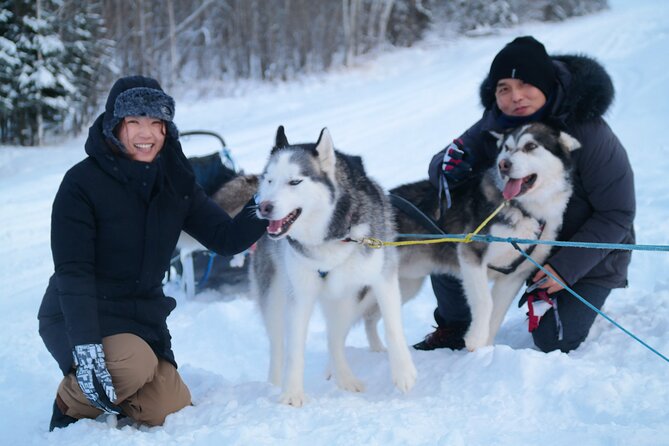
[0,3,20,142]
[57,0,114,133]
[9,0,75,145]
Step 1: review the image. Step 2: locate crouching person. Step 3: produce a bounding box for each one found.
[415,36,635,353]
[38,75,268,431]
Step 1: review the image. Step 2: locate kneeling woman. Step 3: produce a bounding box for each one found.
[38,76,267,430]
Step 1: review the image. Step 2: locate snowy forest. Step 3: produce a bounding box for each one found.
[1,0,606,146]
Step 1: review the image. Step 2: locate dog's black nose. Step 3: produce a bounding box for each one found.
[498,159,512,175]
[259,201,273,217]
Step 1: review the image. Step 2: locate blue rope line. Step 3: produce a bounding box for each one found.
[511,242,669,364]
[197,253,217,289]
[393,232,669,362]
[396,233,669,252]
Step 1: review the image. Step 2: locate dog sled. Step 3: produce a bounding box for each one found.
[165,130,253,298]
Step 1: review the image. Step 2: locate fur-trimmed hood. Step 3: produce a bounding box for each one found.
[479,54,615,128]
[83,77,194,196]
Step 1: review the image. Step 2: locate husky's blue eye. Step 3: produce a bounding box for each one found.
[289,179,302,186]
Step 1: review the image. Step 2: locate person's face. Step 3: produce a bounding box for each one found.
[495,78,547,117]
[117,116,166,162]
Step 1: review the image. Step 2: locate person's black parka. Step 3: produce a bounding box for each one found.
[428,55,635,289]
[38,77,268,375]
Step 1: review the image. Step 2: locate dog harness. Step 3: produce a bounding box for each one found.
[288,235,366,279]
[487,220,545,275]
[488,201,546,275]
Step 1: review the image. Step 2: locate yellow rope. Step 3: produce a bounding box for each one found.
[464,201,508,242]
[358,201,508,249]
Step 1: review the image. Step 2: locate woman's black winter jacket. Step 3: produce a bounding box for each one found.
[38,85,267,375]
[428,55,635,289]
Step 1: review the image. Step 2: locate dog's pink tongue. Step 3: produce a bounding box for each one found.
[267,220,283,234]
[503,179,523,200]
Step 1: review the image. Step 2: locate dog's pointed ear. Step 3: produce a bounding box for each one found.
[272,125,289,153]
[558,131,581,153]
[314,127,336,176]
[489,130,505,148]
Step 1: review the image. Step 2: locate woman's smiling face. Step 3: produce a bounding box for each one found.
[117,116,166,162]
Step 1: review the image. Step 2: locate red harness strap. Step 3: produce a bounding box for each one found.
[526,289,555,332]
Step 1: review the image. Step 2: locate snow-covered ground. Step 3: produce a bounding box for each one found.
[2,1,669,444]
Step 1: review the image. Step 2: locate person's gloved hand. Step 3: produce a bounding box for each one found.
[72,344,121,414]
[441,139,473,184]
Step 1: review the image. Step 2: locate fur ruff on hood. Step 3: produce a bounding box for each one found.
[479,54,615,127]
[84,76,195,197]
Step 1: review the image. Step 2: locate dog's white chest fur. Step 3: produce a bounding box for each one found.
[485,209,557,271]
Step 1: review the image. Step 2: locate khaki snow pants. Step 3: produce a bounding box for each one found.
[56,333,191,426]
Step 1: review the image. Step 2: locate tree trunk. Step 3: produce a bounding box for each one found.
[167,0,177,88]
[35,0,43,146]
[138,0,146,76]
[378,0,395,44]
[343,0,359,66]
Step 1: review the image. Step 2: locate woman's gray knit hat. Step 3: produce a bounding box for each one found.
[102,76,178,152]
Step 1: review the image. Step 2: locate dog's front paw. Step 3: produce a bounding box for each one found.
[464,328,489,351]
[335,373,366,393]
[392,362,417,393]
[278,389,307,407]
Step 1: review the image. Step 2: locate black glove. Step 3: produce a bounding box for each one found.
[72,344,122,414]
[441,139,473,184]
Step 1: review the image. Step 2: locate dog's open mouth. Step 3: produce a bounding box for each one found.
[502,174,537,200]
[267,208,302,239]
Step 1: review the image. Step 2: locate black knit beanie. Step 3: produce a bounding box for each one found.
[489,36,556,99]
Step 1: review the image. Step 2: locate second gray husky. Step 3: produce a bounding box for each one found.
[250,126,417,406]
[365,122,581,351]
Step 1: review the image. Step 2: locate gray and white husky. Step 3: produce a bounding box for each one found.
[250,126,417,406]
[372,123,581,351]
